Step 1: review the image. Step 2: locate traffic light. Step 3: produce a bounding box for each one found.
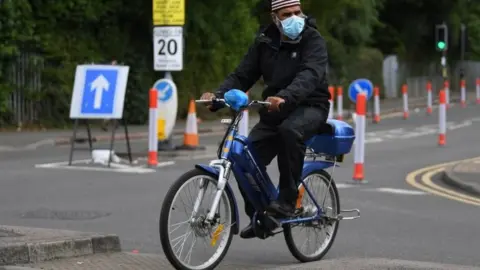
[435,24,448,51]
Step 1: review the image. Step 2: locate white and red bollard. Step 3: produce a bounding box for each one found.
[336,86,343,120]
[476,78,480,104]
[444,80,450,109]
[460,79,466,108]
[148,88,158,166]
[475,79,480,104]
[426,81,433,115]
[239,91,249,137]
[373,86,380,123]
[438,89,447,146]
[402,84,409,119]
[353,92,366,182]
[328,86,335,119]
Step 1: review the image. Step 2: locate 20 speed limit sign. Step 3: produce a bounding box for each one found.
[153,26,183,71]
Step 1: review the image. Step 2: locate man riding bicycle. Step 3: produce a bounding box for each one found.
[200,0,330,239]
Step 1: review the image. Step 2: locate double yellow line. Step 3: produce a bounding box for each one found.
[406,157,480,206]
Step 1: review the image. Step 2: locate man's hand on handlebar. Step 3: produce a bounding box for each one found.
[200,92,216,109]
[265,96,285,112]
[198,92,281,111]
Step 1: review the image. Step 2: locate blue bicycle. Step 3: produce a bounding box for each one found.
[159,89,360,270]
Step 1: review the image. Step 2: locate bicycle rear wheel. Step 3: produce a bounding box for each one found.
[159,168,235,270]
[283,169,340,262]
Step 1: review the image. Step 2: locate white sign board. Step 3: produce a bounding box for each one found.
[153,78,178,140]
[69,65,130,119]
[382,55,398,99]
[153,26,183,71]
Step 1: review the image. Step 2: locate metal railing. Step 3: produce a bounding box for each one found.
[4,53,480,126]
[6,52,44,125]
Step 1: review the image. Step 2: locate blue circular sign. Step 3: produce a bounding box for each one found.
[348,78,373,103]
[153,79,176,102]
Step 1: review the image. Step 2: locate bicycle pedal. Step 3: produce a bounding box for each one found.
[337,208,361,220]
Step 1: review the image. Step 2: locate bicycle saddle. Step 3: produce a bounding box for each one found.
[317,122,334,135]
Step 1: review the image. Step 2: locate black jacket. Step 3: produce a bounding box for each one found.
[214,18,329,123]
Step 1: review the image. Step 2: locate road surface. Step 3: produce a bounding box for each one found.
[1,104,480,269]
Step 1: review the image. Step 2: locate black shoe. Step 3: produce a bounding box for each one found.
[239,224,255,239]
[266,200,296,217]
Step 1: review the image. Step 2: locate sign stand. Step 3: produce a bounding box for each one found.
[68,64,131,168]
[106,119,133,166]
[68,119,94,166]
[68,119,133,167]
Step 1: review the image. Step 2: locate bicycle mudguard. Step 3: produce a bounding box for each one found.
[302,160,338,179]
[195,164,240,234]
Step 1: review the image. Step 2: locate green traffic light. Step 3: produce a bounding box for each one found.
[437,41,446,50]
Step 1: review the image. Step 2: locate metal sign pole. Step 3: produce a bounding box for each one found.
[152,0,185,152]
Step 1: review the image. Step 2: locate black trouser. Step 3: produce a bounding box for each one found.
[238,106,328,219]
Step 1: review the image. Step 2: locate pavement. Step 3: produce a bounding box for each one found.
[0,225,119,266]
[1,96,480,269]
[441,157,480,197]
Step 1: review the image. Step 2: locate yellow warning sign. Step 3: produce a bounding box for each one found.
[153,0,185,26]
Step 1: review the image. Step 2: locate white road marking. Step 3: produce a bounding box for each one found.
[34,159,175,174]
[35,159,92,167]
[336,183,354,189]
[156,161,176,167]
[36,164,154,174]
[174,154,217,160]
[368,187,427,195]
[364,119,475,144]
[335,184,427,194]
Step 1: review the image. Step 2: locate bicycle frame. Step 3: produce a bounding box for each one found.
[193,107,246,223]
[192,100,342,233]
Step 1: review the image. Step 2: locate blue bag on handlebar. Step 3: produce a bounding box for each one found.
[224,89,249,111]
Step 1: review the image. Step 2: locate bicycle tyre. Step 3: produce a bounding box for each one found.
[159,168,236,270]
[283,169,340,263]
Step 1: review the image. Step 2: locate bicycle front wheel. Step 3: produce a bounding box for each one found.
[159,168,235,270]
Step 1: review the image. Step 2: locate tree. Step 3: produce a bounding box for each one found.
[2,0,480,126]
[0,0,35,124]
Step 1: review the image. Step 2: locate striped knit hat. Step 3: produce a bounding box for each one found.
[271,0,301,11]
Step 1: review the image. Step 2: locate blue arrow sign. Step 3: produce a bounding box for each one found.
[69,65,130,119]
[153,78,177,103]
[348,78,373,103]
[81,69,117,114]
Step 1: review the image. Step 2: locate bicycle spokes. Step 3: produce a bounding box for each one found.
[164,174,234,269]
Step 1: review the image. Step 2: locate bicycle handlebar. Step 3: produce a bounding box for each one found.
[195,98,271,108]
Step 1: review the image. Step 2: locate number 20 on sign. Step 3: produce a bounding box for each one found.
[153,26,183,71]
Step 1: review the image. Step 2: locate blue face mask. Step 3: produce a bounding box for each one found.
[279,15,305,40]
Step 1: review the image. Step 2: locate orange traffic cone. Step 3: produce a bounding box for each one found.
[176,99,205,150]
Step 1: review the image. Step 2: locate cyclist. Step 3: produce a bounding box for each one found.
[200,0,330,239]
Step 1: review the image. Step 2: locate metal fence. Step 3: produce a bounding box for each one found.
[404,60,480,98]
[6,52,44,125]
[5,53,480,125]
